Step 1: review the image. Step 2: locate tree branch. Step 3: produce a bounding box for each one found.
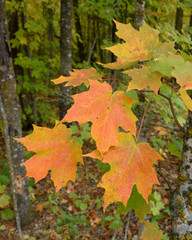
[158,91,184,132]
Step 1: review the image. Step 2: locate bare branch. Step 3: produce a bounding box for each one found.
[158,92,184,132]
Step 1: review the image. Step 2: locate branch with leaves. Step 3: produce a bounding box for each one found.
[15,19,192,238]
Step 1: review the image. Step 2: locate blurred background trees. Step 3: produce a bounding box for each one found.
[1,0,191,130]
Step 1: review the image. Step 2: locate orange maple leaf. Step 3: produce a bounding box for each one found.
[63,80,138,153]
[86,132,163,208]
[15,123,83,192]
[52,68,101,87]
[124,65,163,94]
[99,20,160,70]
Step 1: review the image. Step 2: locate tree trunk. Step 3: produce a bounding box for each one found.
[170,110,192,239]
[8,3,33,130]
[135,0,145,30]
[73,0,86,62]
[0,0,30,230]
[59,0,72,119]
[175,0,183,33]
[175,0,183,50]
[189,12,192,55]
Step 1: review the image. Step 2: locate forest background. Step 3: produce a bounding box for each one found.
[0,0,192,239]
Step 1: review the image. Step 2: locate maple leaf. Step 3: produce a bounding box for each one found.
[154,41,176,57]
[86,132,163,208]
[15,123,83,192]
[126,185,151,221]
[51,68,101,87]
[124,65,163,94]
[179,87,192,111]
[171,56,192,90]
[63,80,138,153]
[141,222,164,240]
[99,20,160,70]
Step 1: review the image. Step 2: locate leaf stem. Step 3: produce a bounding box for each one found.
[136,99,151,144]
[102,77,129,86]
[72,123,85,141]
[158,91,184,132]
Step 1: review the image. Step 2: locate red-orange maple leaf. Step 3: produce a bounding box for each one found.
[62,80,138,153]
[86,132,163,208]
[52,68,101,87]
[15,123,83,192]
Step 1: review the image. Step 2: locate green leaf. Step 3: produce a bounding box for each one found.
[168,135,183,159]
[1,209,15,220]
[150,201,164,216]
[104,216,114,221]
[28,237,36,240]
[117,185,150,221]
[153,191,161,201]
[95,198,103,209]
[70,125,79,135]
[0,225,6,230]
[80,203,87,211]
[0,184,6,194]
[0,194,10,207]
[0,175,10,185]
[57,219,63,226]
[110,219,123,230]
[56,226,62,234]
[70,192,78,199]
[125,90,139,100]
[75,199,82,208]
[83,194,90,201]
[169,135,183,152]
[149,191,164,216]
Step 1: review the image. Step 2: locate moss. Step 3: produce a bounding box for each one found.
[185,165,191,170]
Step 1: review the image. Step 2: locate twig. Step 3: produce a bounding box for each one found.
[72,123,85,141]
[136,99,151,143]
[145,121,181,131]
[158,91,184,132]
[102,77,129,86]
[112,230,117,240]
[87,33,99,65]
[155,167,173,192]
[113,0,121,8]
[124,210,133,240]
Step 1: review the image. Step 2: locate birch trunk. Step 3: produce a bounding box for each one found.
[170,110,192,239]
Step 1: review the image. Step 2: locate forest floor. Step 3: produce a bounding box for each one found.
[0,115,182,240]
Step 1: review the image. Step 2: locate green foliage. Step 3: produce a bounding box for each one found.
[95,197,104,210]
[1,209,15,220]
[168,135,183,159]
[60,210,89,237]
[56,226,62,234]
[71,123,92,145]
[0,185,11,208]
[149,191,164,216]
[70,192,78,199]
[110,216,123,231]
